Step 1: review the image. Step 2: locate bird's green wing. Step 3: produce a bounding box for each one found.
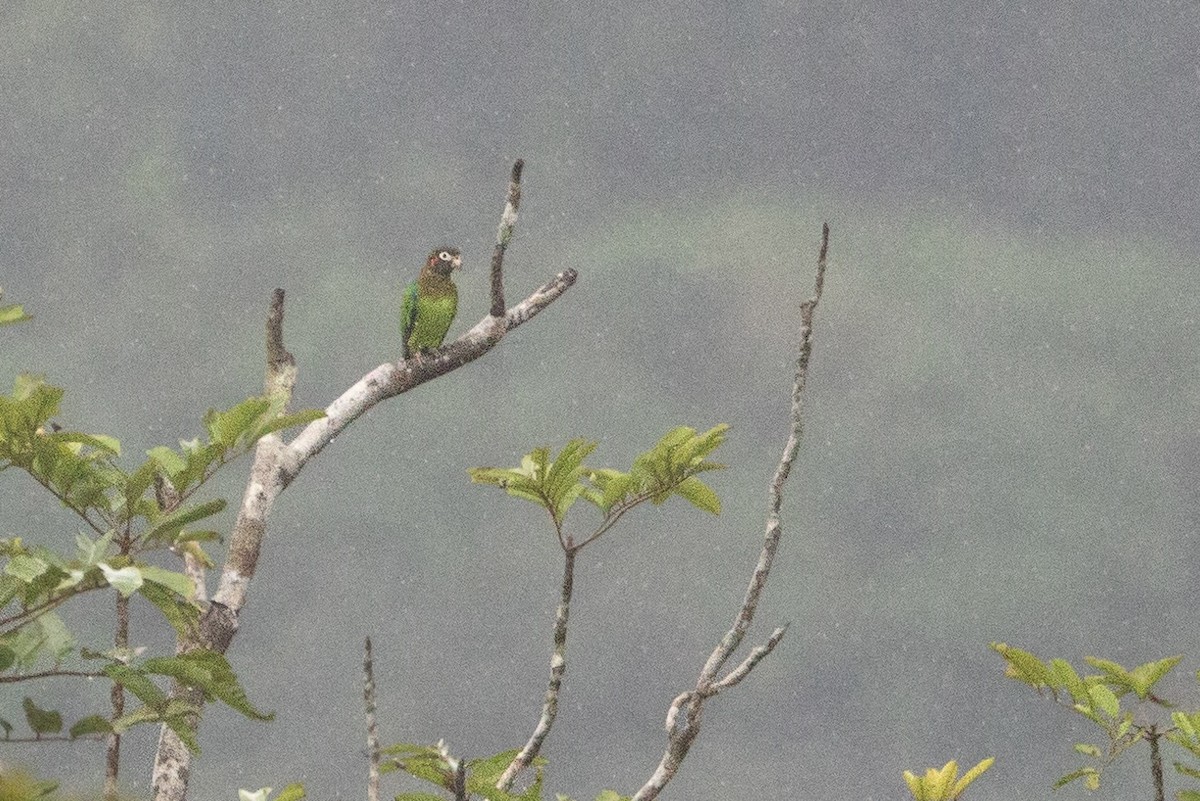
[400,280,419,358]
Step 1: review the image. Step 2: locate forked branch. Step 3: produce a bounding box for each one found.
[151,161,577,801]
[633,223,830,801]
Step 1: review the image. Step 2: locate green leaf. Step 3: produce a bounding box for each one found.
[1053,767,1099,789]
[394,795,451,801]
[256,409,326,438]
[104,664,168,709]
[0,303,32,326]
[99,563,143,597]
[70,714,113,738]
[991,642,1054,688]
[138,579,201,636]
[0,647,15,672]
[672,476,721,515]
[239,789,272,801]
[205,397,272,449]
[1179,790,1200,801]
[1050,658,1088,703]
[1087,683,1121,718]
[275,784,306,801]
[1074,742,1102,757]
[147,445,187,479]
[1174,762,1200,780]
[593,793,631,801]
[141,650,273,721]
[1126,655,1182,699]
[143,499,227,545]
[138,565,198,599]
[22,697,63,735]
[4,554,50,583]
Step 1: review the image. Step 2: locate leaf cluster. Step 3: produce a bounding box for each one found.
[382,744,544,801]
[902,758,993,801]
[992,642,1194,792]
[0,373,320,747]
[468,425,727,547]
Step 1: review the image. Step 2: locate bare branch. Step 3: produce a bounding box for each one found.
[151,162,577,801]
[497,545,576,791]
[365,637,380,801]
[632,223,830,801]
[490,159,524,317]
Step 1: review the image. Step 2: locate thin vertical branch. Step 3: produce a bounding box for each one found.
[490,159,524,317]
[633,223,830,801]
[1149,726,1164,801]
[104,591,129,801]
[497,544,577,791]
[365,637,380,801]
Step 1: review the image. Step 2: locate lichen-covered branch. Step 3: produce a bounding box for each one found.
[632,223,830,801]
[150,162,577,801]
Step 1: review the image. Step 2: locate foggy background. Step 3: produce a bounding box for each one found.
[2,3,1199,800]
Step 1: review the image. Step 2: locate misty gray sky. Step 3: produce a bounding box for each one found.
[2,4,1199,801]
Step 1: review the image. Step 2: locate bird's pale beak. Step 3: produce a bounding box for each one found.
[452,254,464,271]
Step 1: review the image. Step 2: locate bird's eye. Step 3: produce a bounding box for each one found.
[438,250,454,261]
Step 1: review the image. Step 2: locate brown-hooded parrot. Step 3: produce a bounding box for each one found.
[401,246,463,359]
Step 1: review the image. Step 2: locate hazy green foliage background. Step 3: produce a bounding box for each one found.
[2,3,1199,801]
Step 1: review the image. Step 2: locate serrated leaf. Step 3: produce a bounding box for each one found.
[70,714,113,738]
[22,697,63,735]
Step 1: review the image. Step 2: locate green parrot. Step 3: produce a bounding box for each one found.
[401,246,463,360]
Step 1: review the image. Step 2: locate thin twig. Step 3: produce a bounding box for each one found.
[632,223,830,801]
[104,590,129,801]
[497,544,576,791]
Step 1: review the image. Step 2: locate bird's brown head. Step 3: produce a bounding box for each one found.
[426,246,463,276]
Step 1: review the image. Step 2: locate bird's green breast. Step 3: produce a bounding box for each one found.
[406,274,458,352]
